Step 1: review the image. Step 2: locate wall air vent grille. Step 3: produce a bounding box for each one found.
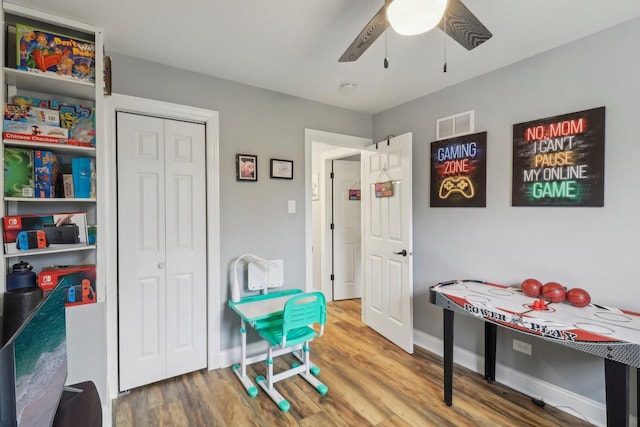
[436,110,475,140]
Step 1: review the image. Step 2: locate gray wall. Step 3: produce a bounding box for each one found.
[373,18,640,404]
[108,54,372,349]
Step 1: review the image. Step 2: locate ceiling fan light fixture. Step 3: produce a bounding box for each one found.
[387,0,448,36]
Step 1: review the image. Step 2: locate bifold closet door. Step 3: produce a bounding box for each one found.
[117,112,207,391]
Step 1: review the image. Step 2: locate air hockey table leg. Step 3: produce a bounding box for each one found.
[443,309,454,406]
[484,323,497,383]
[604,358,628,427]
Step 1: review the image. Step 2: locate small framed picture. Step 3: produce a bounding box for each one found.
[236,154,257,181]
[270,159,293,179]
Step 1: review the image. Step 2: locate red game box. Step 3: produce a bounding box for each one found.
[3,212,88,255]
[38,264,96,306]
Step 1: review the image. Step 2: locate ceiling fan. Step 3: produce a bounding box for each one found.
[338,0,492,63]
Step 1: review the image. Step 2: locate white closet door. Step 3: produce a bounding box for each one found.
[164,119,207,378]
[117,112,206,391]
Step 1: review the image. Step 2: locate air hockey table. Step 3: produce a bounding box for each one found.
[429,279,640,427]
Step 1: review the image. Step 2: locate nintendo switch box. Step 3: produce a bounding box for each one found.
[38,264,97,306]
[3,212,88,254]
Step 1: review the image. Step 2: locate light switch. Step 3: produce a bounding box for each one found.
[288,200,296,213]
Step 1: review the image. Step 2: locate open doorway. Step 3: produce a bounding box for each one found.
[304,129,371,302]
[331,156,361,300]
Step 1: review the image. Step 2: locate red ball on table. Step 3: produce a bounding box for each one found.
[541,282,566,303]
[521,278,542,298]
[566,288,591,307]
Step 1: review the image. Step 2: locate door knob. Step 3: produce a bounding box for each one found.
[158,262,166,269]
[393,249,407,257]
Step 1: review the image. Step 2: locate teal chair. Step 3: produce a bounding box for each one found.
[255,292,328,411]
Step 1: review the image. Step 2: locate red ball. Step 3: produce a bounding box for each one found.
[541,282,566,303]
[521,278,542,298]
[566,288,591,307]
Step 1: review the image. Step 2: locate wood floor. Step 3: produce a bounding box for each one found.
[113,299,592,426]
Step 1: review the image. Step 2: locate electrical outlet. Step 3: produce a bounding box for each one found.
[513,339,532,355]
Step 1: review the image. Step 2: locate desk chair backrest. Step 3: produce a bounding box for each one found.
[281,292,326,348]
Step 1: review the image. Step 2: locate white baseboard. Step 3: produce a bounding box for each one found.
[413,329,609,426]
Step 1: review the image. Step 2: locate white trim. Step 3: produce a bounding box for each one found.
[104,94,220,400]
[304,129,371,300]
[413,330,608,426]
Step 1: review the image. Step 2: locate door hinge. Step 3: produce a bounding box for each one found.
[330,274,335,281]
[330,172,334,179]
[330,223,334,230]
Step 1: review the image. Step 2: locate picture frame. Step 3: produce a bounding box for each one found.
[270,159,293,179]
[236,154,257,181]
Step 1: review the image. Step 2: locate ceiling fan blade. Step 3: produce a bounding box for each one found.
[438,0,492,50]
[338,3,389,62]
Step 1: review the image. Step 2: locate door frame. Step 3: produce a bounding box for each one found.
[105,94,220,399]
[304,129,371,301]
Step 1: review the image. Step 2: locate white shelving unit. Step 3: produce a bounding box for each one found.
[0,0,107,418]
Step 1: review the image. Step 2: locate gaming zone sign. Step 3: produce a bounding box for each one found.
[512,107,605,207]
[430,132,487,207]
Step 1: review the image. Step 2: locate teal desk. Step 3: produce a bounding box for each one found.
[228,289,303,396]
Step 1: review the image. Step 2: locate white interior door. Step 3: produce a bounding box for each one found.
[332,159,361,300]
[361,133,413,354]
[163,120,207,378]
[117,112,207,391]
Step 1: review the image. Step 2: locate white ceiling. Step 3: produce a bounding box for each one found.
[9,0,640,114]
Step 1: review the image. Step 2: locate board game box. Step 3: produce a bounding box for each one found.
[4,103,60,126]
[34,150,61,198]
[4,147,34,198]
[3,120,68,142]
[13,96,95,146]
[16,23,95,83]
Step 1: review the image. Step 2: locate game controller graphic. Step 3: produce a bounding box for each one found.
[16,230,49,250]
[438,176,475,199]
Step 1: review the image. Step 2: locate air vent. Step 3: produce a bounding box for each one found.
[436,110,475,140]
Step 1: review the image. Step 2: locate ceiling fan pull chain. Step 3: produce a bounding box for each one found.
[443,6,448,73]
[384,19,390,69]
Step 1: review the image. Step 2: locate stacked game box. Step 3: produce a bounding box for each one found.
[39,264,97,306]
[16,23,95,83]
[34,150,61,198]
[3,212,89,255]
[13,96,96,147]
[3,103,69,144]
[4,103,59,125]
[4,147,63,198]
